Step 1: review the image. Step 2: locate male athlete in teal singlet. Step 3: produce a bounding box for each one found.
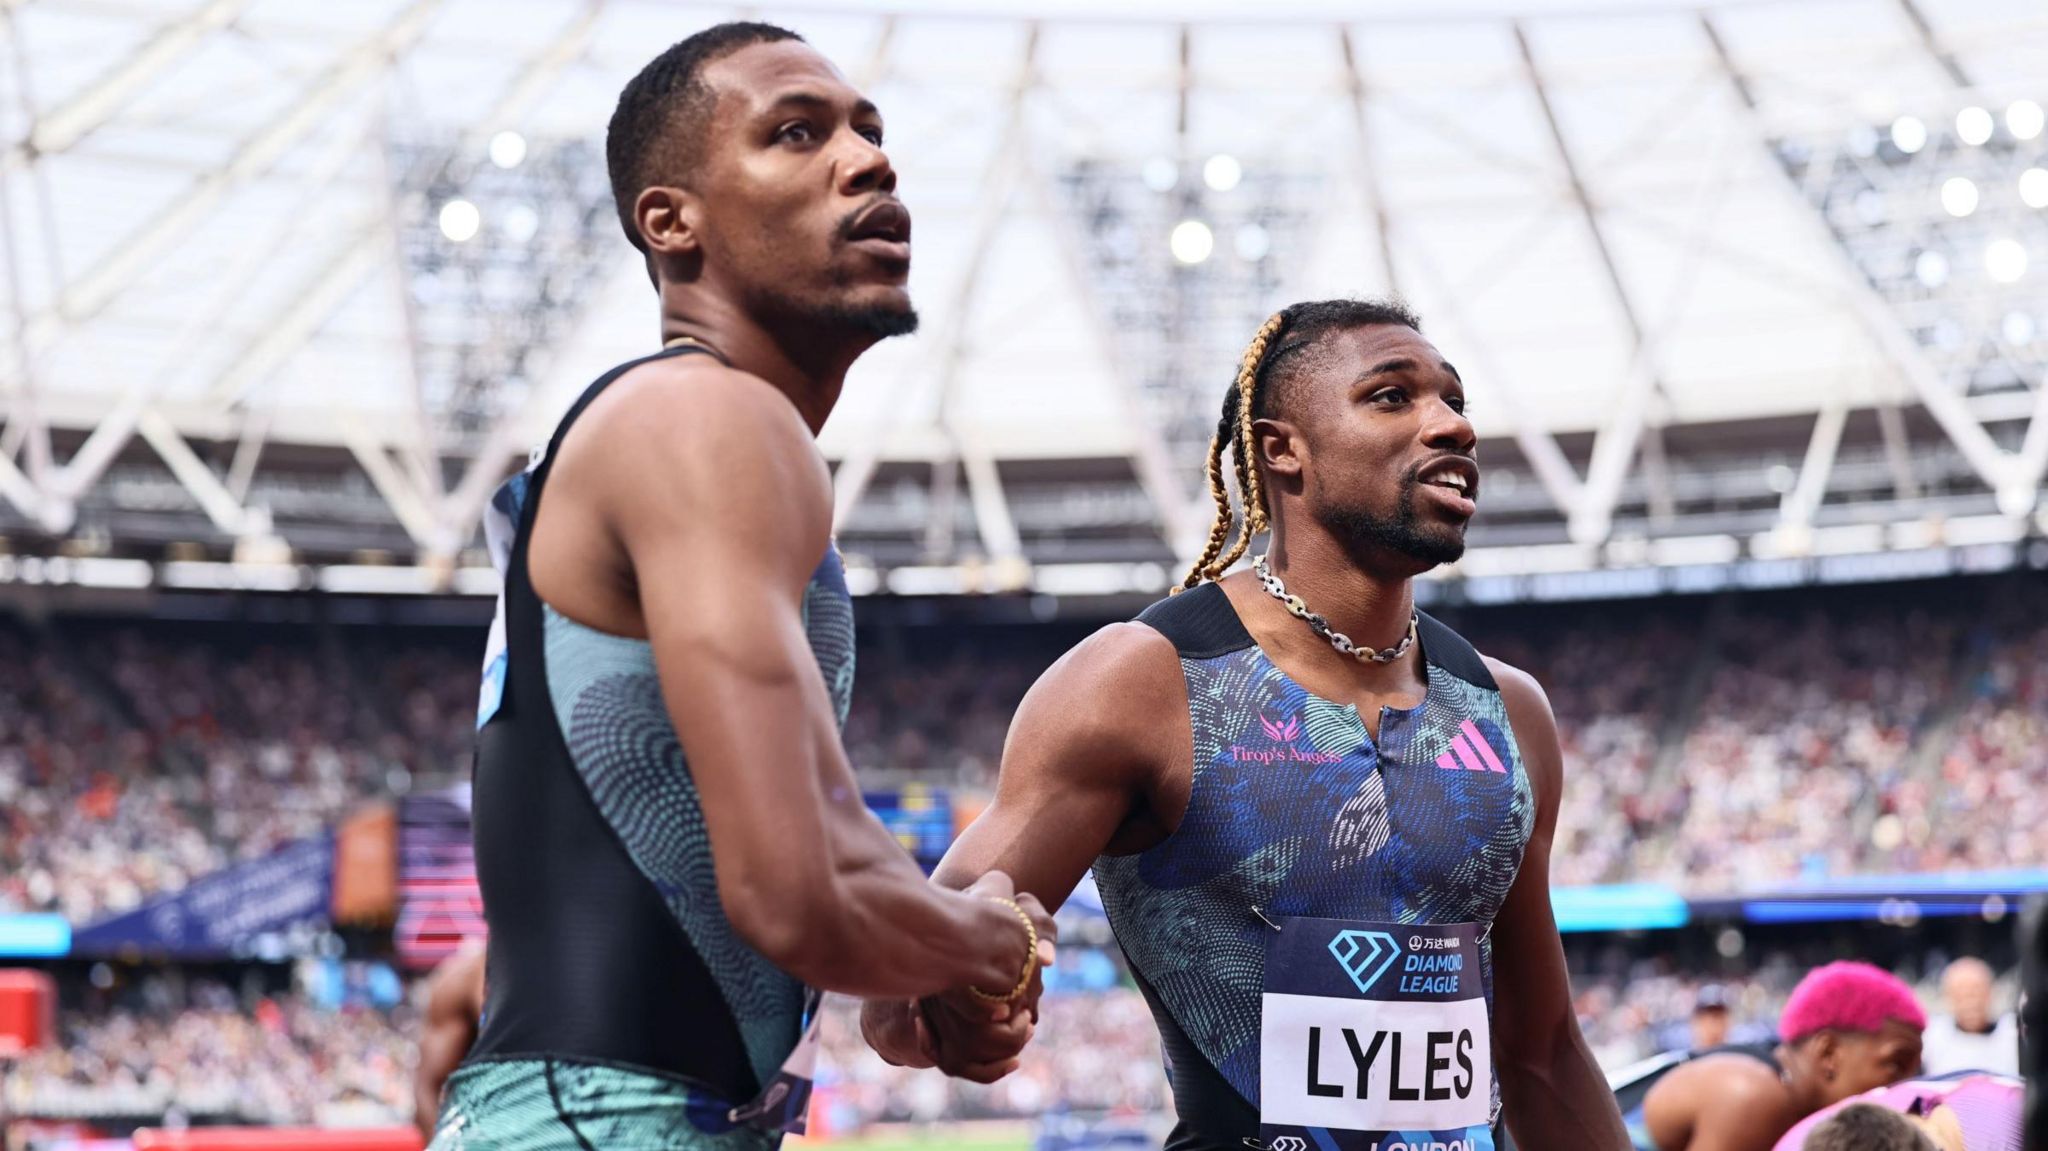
[864,300,1628,1151]
[438,23,1053,1150]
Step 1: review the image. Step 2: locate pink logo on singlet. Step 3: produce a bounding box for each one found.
[1260,714,1301,742]
[1436,719,1508,774]
[1231,709,1340,766]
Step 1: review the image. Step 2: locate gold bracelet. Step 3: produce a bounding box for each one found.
[967,896,1038,1004]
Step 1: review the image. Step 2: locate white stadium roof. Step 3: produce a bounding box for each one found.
[1,0,2045,593]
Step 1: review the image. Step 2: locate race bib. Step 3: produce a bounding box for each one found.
[1260,918,1493,1151]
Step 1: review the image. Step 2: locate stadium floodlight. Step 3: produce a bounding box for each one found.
[2009,100,2045,142]
[1914,250,1949,287]
[502,203,540,244]
[1203,153,1242,192]
[1940,176,1979,217]
[1778,104,2048,418]
[1169,219,1215,264]
[1141,157,1178,192]
[392,133,621,456]
[1058,157,1317,484]
[437,199,481,242]
[2021,168,2048,209]
[1987,238,2029,283]
[1955,106,1994,146]
[489,130,528,169]
[1890,116,1927,153]
[1234,223,1271,262]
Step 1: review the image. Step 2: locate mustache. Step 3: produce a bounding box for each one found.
[1404,452,1478,482]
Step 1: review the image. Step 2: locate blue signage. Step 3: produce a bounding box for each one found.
[71,834,332,956]
[0,914,70,957]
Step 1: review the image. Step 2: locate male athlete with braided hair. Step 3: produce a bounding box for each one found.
[864,299,1626,1150]
[437,22,1053,1150]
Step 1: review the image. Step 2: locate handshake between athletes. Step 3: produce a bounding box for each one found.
[862,867,1060,1085]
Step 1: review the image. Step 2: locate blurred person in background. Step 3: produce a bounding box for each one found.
[863,299,1627,1150]
[1694,985,1733,1052]
[1923,957,2019,1077]
[1644,962,1926,1151]
[1796,1104,1938,1151]
[1776,1072,2022,1151]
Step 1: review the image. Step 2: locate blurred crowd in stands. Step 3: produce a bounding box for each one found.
[9,944,2019,1130]
[2,577,2043,931]
[6,973,414,1128]
[0,621,472,923]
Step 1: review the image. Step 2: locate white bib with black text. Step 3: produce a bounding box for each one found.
[1260,917,1493,1151]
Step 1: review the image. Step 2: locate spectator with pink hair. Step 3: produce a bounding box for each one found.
[1642,962,1928,1151]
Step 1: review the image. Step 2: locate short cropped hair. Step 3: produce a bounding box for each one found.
[605,22,804,252]
[1779,962,1928,1044]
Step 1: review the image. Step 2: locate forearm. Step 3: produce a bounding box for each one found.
[750,802,1029,998]
[1499,1022,1630,1151]
[413,1037,459,1134]
[805,848,1030,997]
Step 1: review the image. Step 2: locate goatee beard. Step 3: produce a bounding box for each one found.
[755,282,919,340]
[811,300,919,339]
[1319,470,1467,566]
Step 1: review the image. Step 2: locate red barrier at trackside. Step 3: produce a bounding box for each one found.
[131,1129,424,1151]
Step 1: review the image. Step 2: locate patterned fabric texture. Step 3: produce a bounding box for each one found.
[433,1058,781,1151]
[538,546,855,1092]
[1093,638,1535,1111]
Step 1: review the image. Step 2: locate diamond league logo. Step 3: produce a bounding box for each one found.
[1269,1138,1308,1151]
[1328,928,1401,994]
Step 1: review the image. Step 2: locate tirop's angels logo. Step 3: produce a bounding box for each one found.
[1259,712,1301,742]
[1229,706,1339,765]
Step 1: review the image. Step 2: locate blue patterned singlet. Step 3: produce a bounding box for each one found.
[447,345,855,1151]
[1092,582,1533,1150]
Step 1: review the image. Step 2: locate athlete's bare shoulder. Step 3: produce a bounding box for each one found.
[1645,1052,1794,1147]
[531,353,831,630]
[1479,654,1550,714]
[574,353,826,484]
[1013,617,1193,827]
[1044,619,1182,710]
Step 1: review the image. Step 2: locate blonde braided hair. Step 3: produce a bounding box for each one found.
[1173,298,1426,593]
[1178,310,1289,591]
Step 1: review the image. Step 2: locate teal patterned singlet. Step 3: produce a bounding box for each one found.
[444,344,854,1151]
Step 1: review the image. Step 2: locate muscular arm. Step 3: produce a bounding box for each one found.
[1486,659,1632,1151]
[414,946,486,1137]
[859,622,1184,1069]
[583,363,1037,999]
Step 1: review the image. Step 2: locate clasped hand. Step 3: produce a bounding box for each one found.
[858,870,1059,1084]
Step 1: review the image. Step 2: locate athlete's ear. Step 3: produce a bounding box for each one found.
[1252,417,1304,482]
[634,185,705,261]
[1809,1031,1840,1079]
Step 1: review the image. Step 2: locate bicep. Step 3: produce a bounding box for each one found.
[932,627,1176,908]
[609,379,843,888]
[932,718,1136,910]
